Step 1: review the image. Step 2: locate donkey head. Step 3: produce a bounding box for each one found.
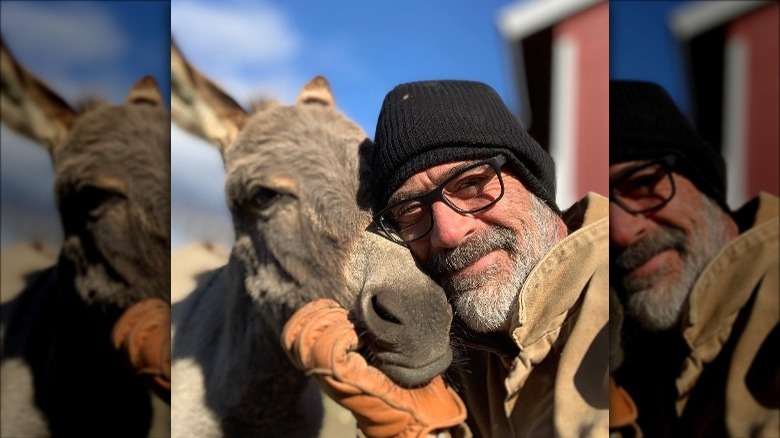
[171,42,453,386]
[0,40,170,312]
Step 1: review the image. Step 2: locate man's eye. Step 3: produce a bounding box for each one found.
[394,202,425,225]
[450,175,489,198]
[457,175,487,189]
[617,175,658,198]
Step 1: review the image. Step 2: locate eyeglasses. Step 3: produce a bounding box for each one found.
[374,155,507,244]
[610,155,677,214]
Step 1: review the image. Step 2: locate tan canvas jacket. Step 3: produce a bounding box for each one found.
[614,192,779,438]
[677,192,779,437]
[454,192,609,437]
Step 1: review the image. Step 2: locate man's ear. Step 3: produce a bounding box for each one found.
[0,38,77,152]
[170,38,247,150]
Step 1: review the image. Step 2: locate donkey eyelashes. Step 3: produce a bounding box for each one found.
[250,187,288,213]
[71,185,127,220]
[227,183,297,220]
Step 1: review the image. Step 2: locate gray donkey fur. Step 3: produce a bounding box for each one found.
[171,42,454,437]
[0,39,170,437]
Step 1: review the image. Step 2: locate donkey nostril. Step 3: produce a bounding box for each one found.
[371,294,402,325]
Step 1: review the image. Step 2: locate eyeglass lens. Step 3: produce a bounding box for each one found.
[611,161,675,214]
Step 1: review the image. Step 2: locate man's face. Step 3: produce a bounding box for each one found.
[609,159,735,331]
[388,158,562,334]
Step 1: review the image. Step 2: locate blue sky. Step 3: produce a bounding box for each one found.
[171,0,520,137]
[2,0,701,249]
[611,0,690,113]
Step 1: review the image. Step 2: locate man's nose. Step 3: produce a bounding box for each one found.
[428,201,476,249]
[609,202,649,248]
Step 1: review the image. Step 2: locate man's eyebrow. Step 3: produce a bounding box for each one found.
[389,159,484,204]
[609,160,655,183]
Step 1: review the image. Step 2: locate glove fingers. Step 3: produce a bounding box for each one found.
[319,371,466,437]
[112,298,172,404]
[132,308,170,369]
[307,320,360,372]
[282,299,342,342]
[281,299,338,361]
[112,298,168,351]
[408,377,467,432]
[318,374,414,438]
[282,299,351,369]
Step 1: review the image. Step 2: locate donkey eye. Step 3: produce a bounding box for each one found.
[76,185,125,218]
[252,187,283,211]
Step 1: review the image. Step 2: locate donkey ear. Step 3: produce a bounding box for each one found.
[170,38,247,150]
[126,76,164,107]
[296,76,335,107]
[0,38,77,151]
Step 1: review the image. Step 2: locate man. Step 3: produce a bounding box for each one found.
[284,80,609,436]
[609,80,779,437]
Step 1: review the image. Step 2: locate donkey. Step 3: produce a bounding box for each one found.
[0,39,170,437]
[170,42,455,437]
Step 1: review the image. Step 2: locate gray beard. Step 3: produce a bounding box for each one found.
[615,195,732,332]
[428,194,561,333]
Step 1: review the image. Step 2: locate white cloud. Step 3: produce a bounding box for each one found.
[0,2,126,67]
[172,0,302,102]
[172,0,319,106]
[172,1,298,64]
[0,2,131,104]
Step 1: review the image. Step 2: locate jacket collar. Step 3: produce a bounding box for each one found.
[682,192,778,351]
[508,192,609,351]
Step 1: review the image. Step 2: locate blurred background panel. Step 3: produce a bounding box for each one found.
[497,0,608,210]
[0,1,170,250]
[611,0,779,209]
[170,0,610,249]
[0,2,171,436]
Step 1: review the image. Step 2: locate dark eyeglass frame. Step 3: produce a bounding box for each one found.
[373,154,507,245]
[610,154,678,214]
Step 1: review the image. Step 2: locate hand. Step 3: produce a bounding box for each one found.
[112,298,171,402]
[282,299,467,438]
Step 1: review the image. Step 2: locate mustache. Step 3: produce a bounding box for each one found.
[614,227,687,272]
[427,226,517,276]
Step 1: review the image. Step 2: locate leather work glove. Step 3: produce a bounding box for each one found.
[282,299,467,438]
[112,298,171,403]
[609,375,638,429]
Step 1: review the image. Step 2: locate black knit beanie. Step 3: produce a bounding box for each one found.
[372,80,558,213]
[610,80,729,212]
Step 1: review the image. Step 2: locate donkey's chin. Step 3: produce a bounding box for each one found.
[372,348,453,388]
